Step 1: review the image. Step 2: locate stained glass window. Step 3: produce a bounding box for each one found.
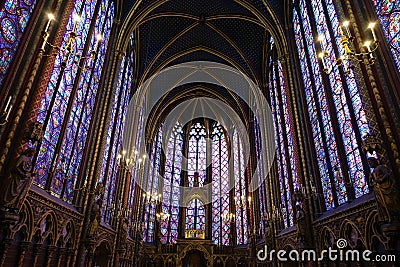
[270,58,299,227]
[372,0,400,71]
[187,122,207,187]
[185,122,207,233]
[254,116,267,237]
[34,0,114,203]
[143,126,163,242]
[211,123,230,245]
[293,0,370,210]
[233,129,248,245]
[0,0,37,86]
[185,198,206,233]
[99,34,134,224]
[160,123,183,244]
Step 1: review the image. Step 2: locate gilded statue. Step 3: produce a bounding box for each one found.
[368,157,400,223]
[1,148,36,212]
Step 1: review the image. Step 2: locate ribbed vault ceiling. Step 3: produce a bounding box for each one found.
[118,0,286,88]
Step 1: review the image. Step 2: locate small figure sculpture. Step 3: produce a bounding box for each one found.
[24,121,44,143]
[88,198,102,237]
[368,157,400,223]
[264,220,273,246]
[119,217,128,249]
[1,148,36,211]
[295,204,307,245]
[94,182,105,199]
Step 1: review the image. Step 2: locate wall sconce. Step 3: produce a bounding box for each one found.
[317,20,379,74]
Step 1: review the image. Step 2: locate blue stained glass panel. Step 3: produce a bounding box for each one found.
[34,0,115,203]
[0,0,37,85]
[372,0,400,71]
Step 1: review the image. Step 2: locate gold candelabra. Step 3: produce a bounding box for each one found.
[234,195,252,208]
[221,211,236,223]
[117,149,147,170]
[42,12,103,69]
[155,212,170,221]
[318,20,379,74]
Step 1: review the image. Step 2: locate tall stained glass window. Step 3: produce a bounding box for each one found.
[211,123,230,245]
[143,120,249,245]
[0,0,37,86]
[143,126,163,242]
[34,0,114,203]
[254,117,267,237]
[293,0,370,210]
[160,123,183,244]
[267,38,299,227]
[99,34,134,224]
[233,129,248,245]
[185,122,207,233]
[372,0,400,71]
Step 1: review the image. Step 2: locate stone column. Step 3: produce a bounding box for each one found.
[0,238,13,266]
[45,245,57,267]
[32,243,43,267]
[17,241,31,267]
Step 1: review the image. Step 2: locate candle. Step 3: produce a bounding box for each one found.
[45,13,55,32]
[72,13,81,32]
[94,33,103,51]
[4,95,11,112]
[364,41,373,58]
[4,103,12,121]
[342,20,351,38]
[368,22,377,41]
[319,52,327,70]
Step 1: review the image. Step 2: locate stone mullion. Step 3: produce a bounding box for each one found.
[261,49,281,237]
[246,115,256,254]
